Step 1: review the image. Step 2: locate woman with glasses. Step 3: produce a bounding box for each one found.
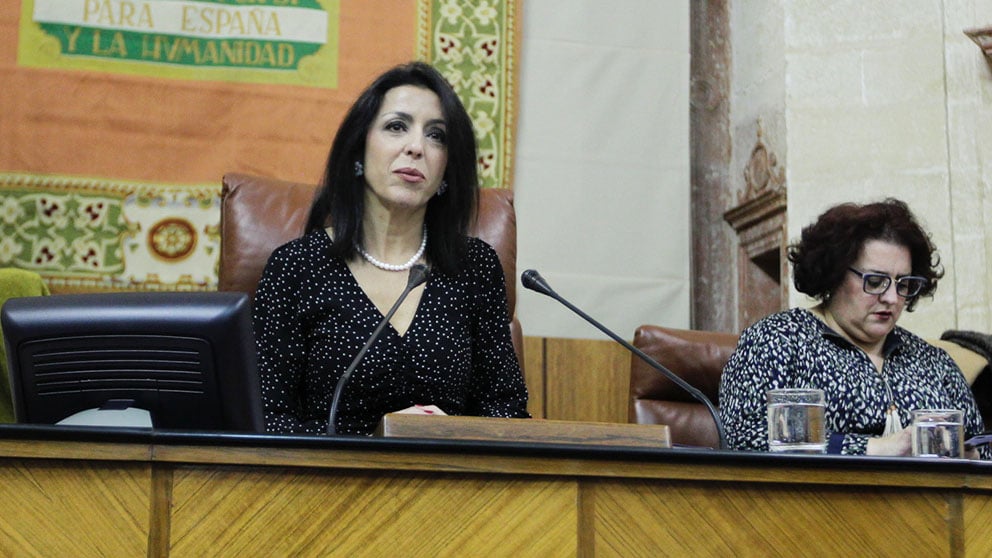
[719,198,986,457]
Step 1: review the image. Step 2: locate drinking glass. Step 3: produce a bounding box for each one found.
[911,409,963,458]
[767,388,827,453]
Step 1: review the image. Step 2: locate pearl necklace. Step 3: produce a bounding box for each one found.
[355,228,427,271]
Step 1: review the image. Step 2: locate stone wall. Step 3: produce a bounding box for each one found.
[696,0,992,336]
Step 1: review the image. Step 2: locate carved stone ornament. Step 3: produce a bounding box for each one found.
[741,122,785,204]
[723,122,789,327]
[965,26,992,63]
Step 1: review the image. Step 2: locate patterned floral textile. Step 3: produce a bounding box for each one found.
[426,0,519,190]
[0,173,219,292]
[253,232,529,435]
[719,308,987,457]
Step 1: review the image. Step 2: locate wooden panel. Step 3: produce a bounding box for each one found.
[964,493,992,556]
[168,466,578,557]
[149,443,975,491]
[523,335,545,418]
[0,434,990,556]
[0,460,150,556]
[0,438,151,461]
[585,479,953,557]
[148,465,174,558]
[545,337,630,423]
[377,413,670,448]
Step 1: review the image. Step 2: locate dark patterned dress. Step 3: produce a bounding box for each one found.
[253,231,529,435]
[719,308,987,456]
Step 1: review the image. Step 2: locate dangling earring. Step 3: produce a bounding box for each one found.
[354,161,364,177]
[437,180,448,196]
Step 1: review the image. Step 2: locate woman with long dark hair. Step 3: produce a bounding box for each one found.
[253,62,528,435]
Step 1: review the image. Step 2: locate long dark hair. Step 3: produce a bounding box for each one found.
[304,61,478,276]
[787,198,943,311]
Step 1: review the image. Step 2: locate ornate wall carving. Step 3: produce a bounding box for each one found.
[723,125,787,329]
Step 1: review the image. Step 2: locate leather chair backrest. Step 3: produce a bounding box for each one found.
[218,172,523,366]
[629,324,738,449]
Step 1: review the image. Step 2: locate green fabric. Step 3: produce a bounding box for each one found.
[0,268,50,423]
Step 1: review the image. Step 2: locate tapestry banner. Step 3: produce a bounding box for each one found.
[1,0,519,292]
[20,0,340,88]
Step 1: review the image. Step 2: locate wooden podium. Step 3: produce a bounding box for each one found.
[376,413,672,448]
[0,423,991,556]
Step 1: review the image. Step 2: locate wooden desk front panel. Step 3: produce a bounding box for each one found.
[1,434,991,557]
[965,493,992,557]
[165,464,966,557]
[168,466,578,557]
[585,479,954,557]
[0,459,151,556]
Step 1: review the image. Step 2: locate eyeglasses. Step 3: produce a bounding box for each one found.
[848,268,928,298]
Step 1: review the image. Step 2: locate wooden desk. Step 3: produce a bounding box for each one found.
[0,424,991,557]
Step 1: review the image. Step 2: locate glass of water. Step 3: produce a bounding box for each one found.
[767,388,827,454]
[911,409,963,458]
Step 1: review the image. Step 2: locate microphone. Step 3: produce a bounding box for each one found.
[521,269,728,450]
[327,263,431,435]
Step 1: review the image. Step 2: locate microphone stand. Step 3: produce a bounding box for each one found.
[327,264,431,435]
[521,269,728,450]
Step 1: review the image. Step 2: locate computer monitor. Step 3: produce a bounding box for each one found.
[1,291,264,432]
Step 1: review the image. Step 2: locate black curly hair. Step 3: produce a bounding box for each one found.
[787,198,943,312]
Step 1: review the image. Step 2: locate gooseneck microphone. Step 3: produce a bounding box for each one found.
[521,269,728,450]
[327,263,431,435]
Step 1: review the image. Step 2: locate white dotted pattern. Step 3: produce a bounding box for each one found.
[253,232,529,435]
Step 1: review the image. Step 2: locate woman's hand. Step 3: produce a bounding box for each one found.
[868,426,982,459]
[866,426,913,456]
[393,404,447,416]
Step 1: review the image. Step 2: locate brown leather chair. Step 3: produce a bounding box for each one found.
[218,172,524,369]
[629,325,738,449]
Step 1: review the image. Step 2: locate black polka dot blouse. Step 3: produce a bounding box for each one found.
[719,308,987,456]
[253,231,530,435]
